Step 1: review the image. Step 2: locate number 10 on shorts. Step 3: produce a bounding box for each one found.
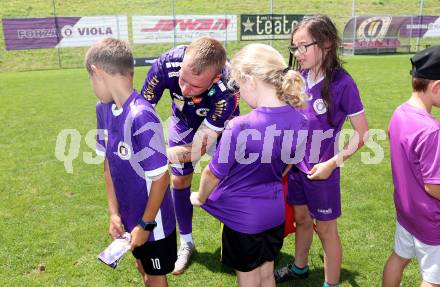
[151,258,161,269]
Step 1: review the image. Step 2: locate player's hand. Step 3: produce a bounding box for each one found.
[307,159,337,180]
[109,214,124,240]
[130,226,150,250]
[190,192,205,206]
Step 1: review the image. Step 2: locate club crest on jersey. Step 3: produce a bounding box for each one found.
[117,141,131,160]
[313,99,327,115]
[196,108,210,117]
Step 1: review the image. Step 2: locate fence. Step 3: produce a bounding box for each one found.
[1,0,439,72]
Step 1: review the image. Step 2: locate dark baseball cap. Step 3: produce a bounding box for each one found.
[411,45,440,80]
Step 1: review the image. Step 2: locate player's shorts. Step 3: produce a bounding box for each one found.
[132,229,177,276]
[394,222,440,284]
[221,223,284,272]
[286,167,341,221]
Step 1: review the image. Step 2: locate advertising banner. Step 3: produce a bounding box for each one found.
[133,15,237,44]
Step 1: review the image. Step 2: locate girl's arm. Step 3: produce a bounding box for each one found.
[190,165,220,206]
[308,112,369,180]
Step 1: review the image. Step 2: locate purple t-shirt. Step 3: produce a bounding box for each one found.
[202,106,308,234]
[96,90,176,242]
[301,68,364,177]
[140,45,240,132]
[388,103,440,245]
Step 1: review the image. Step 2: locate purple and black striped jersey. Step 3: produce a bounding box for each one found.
[96,90,176,242]
[141,46,239,133]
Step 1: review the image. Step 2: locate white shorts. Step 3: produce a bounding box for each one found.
[394,222,440,284]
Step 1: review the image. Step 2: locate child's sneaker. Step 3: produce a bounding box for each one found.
[172,241,195,275]
[274,262,309,283]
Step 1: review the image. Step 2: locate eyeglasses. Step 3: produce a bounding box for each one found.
[288,42,317,54]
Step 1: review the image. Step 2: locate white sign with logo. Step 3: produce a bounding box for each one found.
[56,16,128,48]
[132,15,237,44]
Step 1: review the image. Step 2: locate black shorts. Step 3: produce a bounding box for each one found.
[221,223,284,272]
[132,229,177,275]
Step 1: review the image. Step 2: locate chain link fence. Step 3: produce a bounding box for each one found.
[1,0,439,72]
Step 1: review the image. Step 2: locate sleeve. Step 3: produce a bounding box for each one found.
[204,82,239,132]
[208,118,240,179]
[96,102,107,157]
[415,130,440,185]
[131,109,169,179]
[140,54,169,106]
[338,76,364,117]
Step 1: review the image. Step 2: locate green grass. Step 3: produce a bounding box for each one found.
[1,0,440,72]
[2,53,439,286]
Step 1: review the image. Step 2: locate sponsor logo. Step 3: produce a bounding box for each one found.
[117,141,131,160]
[240,14,304,40]
[196,108,210,117]
[313,99,327,115]
[357,16,392,41]
[192,96,203,104]
[141,19,230,32]
[165,62,182,68]
[317,208,332,215]
[168,71,179,78]
[172,93,184,100]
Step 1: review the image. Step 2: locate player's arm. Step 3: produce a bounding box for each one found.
[104,158,124,239]
[140,55,168,106]
[308,112,369,180]
[190,165,220,206]
[167,121,220,163]
[425,184,440,200]
[130,171,170,250]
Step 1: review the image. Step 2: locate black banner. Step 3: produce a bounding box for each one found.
[240,14,305,41]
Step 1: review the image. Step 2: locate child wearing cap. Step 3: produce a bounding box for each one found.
[383,45,440,287]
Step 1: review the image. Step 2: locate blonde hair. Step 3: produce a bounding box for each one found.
[85,38,134,77]
[184,36,226,75]
[230,43,307,109]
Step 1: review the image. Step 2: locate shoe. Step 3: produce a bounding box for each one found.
[172,241,195,275]
[274,262,309,283]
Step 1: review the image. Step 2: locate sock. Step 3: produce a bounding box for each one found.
[291,263,309,274]
[180,233,193,245]
[172,187,193,236]
[322,282,340,287]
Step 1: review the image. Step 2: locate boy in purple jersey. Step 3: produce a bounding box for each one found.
[383,46,440,287]
[275,15,369,287]
[86,38,177,287]
[190,43,308,287]
[141,36,239,274]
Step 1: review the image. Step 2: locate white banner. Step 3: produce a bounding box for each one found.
[132,15,237,44]
[56,16,128,48]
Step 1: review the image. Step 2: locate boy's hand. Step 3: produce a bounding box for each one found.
[109,214,124,240]
[130,226,150,250]
[307,159,337,180]
[190,192,205,206]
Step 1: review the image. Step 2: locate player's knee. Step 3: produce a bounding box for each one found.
[316,220,337,239]
[171,174,192,188]
[295,212,313,227]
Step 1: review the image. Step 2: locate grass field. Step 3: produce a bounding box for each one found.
[2,0,440,286]
[1,53,439,286]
